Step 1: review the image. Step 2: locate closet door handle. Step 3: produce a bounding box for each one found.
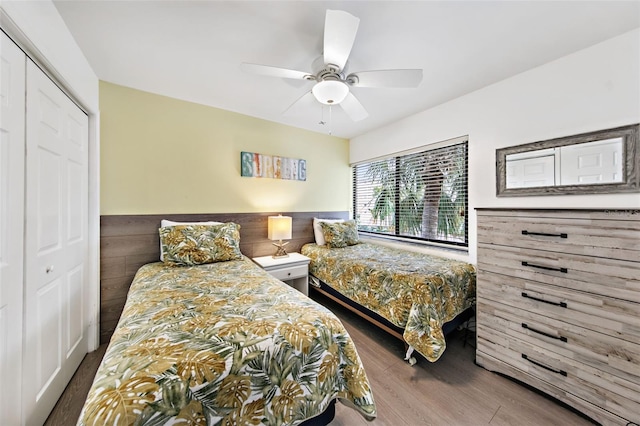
[521,292,567,308]
[522,261,567,273]
[521,230,567,238]
[522,354,567,376]
[522,323,567,342]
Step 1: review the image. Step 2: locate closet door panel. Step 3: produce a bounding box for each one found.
[37,147,62,250]
[0,32,26,424]
[35,278,63,392]
[24,59,89,425]
[68,161,84,241]
[64,90,88,356]
[67,265,84,353]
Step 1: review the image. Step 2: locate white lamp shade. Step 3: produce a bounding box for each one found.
[311,80,349,105]
[268,215,292,240]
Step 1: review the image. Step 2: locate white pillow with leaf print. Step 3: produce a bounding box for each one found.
[159,219,223,261]
[313,217,344,246]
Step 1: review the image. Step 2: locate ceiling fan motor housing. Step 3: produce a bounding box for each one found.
[314,63,359,86]
[317,66,343,82]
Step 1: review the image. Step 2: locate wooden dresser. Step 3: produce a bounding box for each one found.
[476,209,639,426]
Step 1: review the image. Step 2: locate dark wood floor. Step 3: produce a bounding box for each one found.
[46,292,596,425]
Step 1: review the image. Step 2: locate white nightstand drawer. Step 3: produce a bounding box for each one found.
[252,253,310,296]
[268,264,308,281]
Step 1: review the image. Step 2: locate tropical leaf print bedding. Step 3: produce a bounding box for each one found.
[78,258,376,426]
[301,243,476,362]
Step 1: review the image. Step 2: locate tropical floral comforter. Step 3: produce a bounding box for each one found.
[78,258,376,426]
[301,243,476,362]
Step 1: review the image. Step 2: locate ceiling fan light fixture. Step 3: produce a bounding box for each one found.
[311,80,349,105]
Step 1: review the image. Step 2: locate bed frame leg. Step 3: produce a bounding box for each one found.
[403,342,417,365]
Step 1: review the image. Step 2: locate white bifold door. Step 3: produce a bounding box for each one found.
[23,59,90,425]
[0,30,27,424]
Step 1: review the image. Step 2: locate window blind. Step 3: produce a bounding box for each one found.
[353,140,468,246]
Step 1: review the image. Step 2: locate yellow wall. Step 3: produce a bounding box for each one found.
[100,81,351,215]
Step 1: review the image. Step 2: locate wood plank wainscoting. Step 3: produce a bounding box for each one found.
[99,211,348,344]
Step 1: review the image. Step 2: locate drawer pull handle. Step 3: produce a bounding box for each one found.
[521,292,567,308]
[522,323,567,342]
[521,230,568,238]
[522,354,567,376]
[522,261,567,273]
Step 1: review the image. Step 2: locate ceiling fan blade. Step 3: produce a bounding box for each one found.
[323,10,360,70]
[283,91,317,116]
[241,63,313,80]
[347,69,423,88]
[340,92,368,121]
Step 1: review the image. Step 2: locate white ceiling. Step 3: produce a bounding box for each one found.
[53,1,640,139]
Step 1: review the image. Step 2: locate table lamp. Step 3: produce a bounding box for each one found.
[268,215,292,258]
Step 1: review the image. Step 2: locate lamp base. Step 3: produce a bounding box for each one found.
[272,240,289,258]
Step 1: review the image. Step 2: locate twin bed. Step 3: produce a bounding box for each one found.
[303,217,476,362]
[80,218,476,425]
[301,242,476,362]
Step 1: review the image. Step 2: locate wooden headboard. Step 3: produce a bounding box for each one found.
[99,211,349,343]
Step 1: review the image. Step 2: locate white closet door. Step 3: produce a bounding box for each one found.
[23,59,89,425]
[0,31,26,425]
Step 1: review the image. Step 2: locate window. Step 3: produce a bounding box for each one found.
[353,140,468,247]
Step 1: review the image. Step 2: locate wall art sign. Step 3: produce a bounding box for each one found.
[241,151,307,181]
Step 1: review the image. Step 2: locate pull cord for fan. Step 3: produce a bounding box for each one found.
[319,105,333,135]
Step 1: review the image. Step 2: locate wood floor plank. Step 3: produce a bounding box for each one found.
[44,344,107,426]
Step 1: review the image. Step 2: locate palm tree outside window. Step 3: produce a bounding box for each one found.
[353,140,468,247]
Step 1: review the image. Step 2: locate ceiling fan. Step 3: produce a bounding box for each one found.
[241,9,423,122]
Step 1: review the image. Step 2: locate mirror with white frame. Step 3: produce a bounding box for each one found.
[496,124,639,196]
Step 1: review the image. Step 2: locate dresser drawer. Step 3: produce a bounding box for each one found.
[477,271,640,342]
[267,264,308,281]
[477,331,640,422]
[478,243,640,303]
[477,299,640,381]
[477,211,640,262]
[476,352,631,426]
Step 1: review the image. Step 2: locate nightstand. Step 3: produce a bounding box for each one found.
[252,252,310,296]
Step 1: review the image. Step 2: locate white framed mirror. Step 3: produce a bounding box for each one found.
[496,124,639,196]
